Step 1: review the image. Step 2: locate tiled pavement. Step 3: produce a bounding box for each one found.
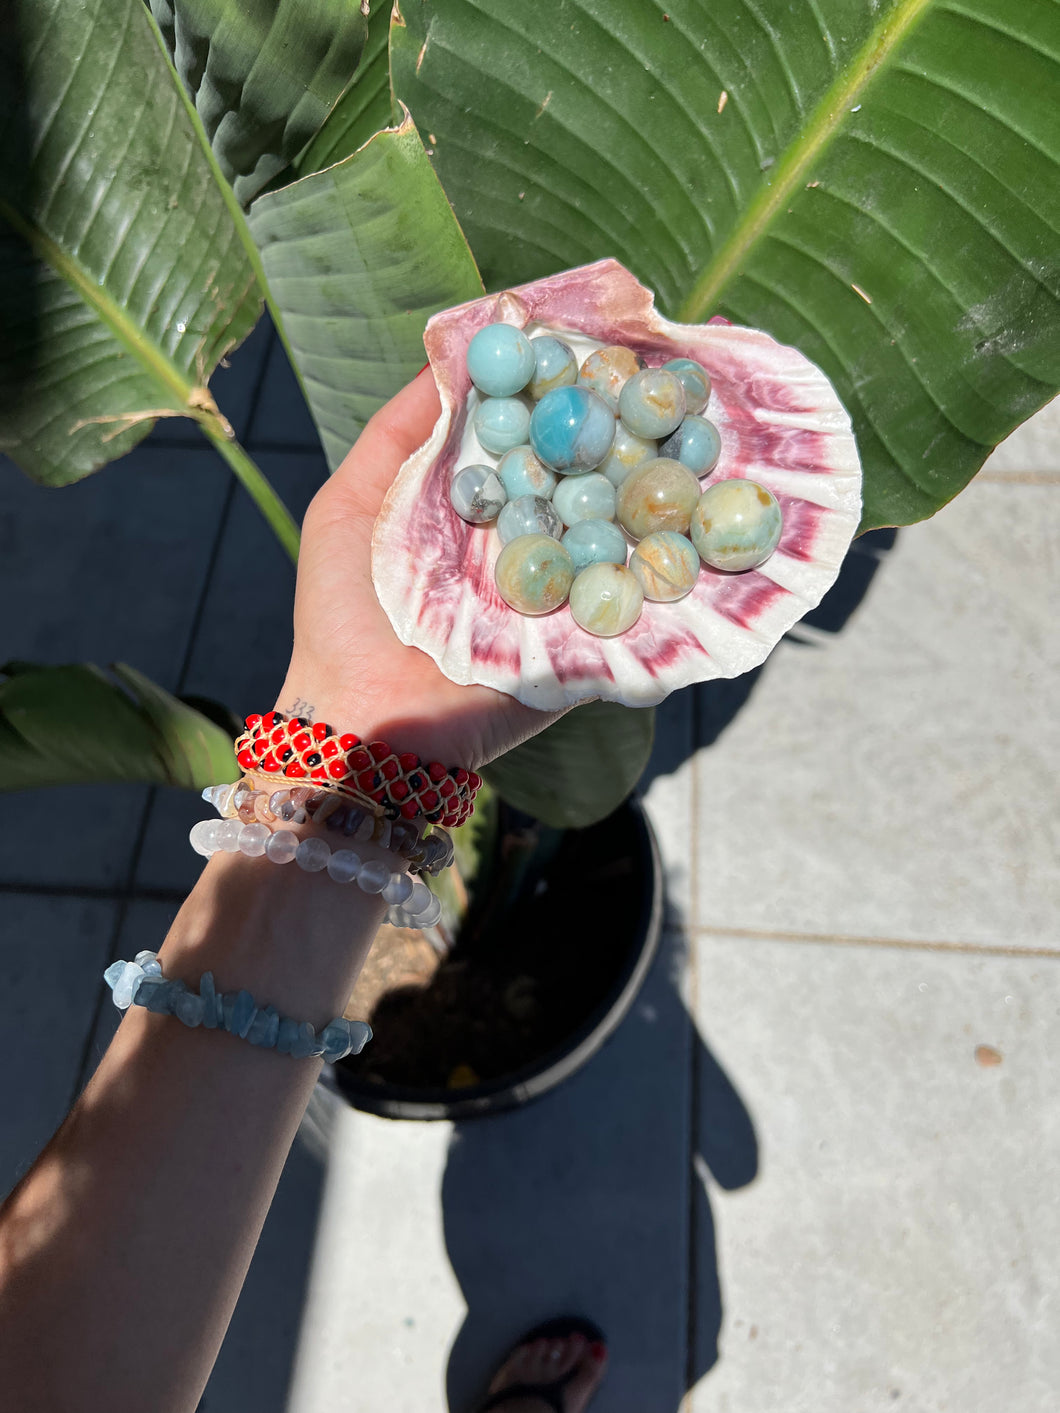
[1,325,1057,1412]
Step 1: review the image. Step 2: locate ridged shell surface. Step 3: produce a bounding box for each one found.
[372,260,862,710]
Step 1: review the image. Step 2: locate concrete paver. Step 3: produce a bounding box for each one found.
[976,394,1060,480]
[689,934,1060,1413]
[641,688,697,932]
[286,1104,461,1413]
[686,477,1058,951]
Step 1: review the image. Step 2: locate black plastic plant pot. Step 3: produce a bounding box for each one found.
[331,797,663,1121]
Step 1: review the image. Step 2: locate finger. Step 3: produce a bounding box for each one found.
[325,366,442,519]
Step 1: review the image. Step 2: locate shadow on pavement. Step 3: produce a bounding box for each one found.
[440,929,757,1413]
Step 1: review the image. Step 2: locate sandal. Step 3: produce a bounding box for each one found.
[478,1316,608,1413]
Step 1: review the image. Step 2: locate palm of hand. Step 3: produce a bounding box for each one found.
[277,369,559,768]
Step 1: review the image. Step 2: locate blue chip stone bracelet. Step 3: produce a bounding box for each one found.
[104,951,373,1062]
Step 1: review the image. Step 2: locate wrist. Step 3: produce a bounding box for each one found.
[272,670,491,771]
[161,849,385,1026]
[248,699,481,832]
[212,775,452,882]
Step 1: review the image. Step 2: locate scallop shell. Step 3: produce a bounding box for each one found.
[372,259,862,710]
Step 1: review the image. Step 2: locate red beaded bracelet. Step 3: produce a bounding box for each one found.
[233,711,481,828]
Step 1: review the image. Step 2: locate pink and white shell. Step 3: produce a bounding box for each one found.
[372,259,862,711]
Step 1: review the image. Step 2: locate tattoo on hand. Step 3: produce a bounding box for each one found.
[284,698,315,722]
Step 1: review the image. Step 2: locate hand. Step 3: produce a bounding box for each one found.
[276,368,559,769]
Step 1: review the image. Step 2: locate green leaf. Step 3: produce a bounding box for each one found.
[391,0,1060,530]
[295,0,396,178]
[0,662,237,792]
[150,0,369,207]
[246,108,483,469]
[0,0,261,486]
[481,703,655,829]
[424,778,498,938]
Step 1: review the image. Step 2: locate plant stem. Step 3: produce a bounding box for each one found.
[199,421,301,564]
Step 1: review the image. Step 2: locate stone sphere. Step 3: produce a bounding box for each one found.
[495,533,575,615]
[552,472,616,528]
[598,422,657,489]
[450,464,507,524]
[498,445,557,501]
[561,519,629,574]
[528,335,579,400]
[466,322,536,397]
[569,562,644,637]
[578,344,645,411]
[660,415,721,478]
[662,357,712,414]
[618,368,686,439]
[629,531,701,601]
[691,479,783,572]
[616,457,701,539]
[530,385,616,473]
[474,396,531,455]
[497,493,562,545]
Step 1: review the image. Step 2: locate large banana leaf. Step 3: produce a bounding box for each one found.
[0,0,261,487]
[247,108,483,468]
[481,702,655,829]
[391,0,1060,531]
[149,0,369,208]
[295,0,396,179]
[0,662,236,792]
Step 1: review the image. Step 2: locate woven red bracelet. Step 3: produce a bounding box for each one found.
[233,712,481,828]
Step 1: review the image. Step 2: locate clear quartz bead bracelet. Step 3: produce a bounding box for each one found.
[188,818,442,930]
[201,780,455,877]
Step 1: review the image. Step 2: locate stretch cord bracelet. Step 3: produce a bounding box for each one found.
[189,817,444,931]
[201,779,455,877]
[234,711,482,828]
[104,950,371,1062]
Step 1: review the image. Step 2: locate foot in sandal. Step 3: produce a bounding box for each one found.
[479,1318,608,1413]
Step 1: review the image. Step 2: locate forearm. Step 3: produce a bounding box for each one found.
[0,847,385,1413]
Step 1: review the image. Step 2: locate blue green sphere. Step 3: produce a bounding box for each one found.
[660,415,722,478]
[527,336,579,400]
[569,562,644,637]
[529,385,616,474]
[618,369,687,439]
[466,322,536,397]
[475,396,532,455]
[598,423,657,489]
[629,531,701,601]
[662,358,712,414]
[561,519,629,574]
[498,445,557,501]
[577,345,644,411]
[552,472,616,528]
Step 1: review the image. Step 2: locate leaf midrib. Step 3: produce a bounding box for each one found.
[677,0,937,323]
[0,199,197,410]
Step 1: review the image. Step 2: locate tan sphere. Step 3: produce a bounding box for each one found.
[616,457,702,539]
